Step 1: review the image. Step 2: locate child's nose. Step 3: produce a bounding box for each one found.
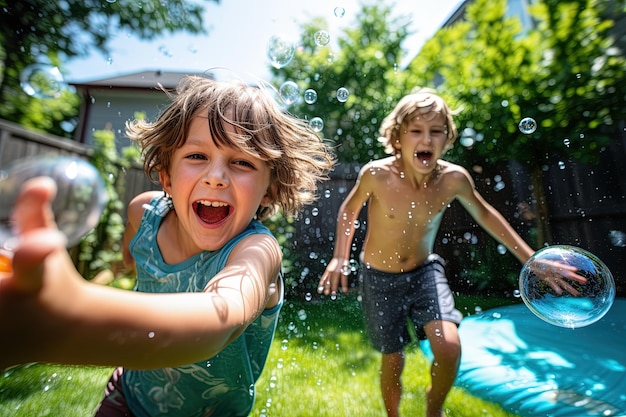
[203,165,229,188]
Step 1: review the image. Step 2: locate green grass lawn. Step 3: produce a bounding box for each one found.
[0,294,520,416]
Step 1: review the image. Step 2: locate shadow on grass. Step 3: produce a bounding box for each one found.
[0,364,42,402]
[276,292,380,373]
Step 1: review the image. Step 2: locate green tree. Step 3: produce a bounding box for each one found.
[267,3,416,293]
[271,3,413,163]
[77,128,141,278]
[0,0,217,136]
[407,0,626,246]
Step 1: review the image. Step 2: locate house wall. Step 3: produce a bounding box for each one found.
[76,89,168,149]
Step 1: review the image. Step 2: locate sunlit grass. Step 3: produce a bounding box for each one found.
[0,294,519,417]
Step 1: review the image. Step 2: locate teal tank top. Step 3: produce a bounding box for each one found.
[121,195,282,417]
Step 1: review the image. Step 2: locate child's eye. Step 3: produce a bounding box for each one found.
[185,153,205,160]
[233,160,255,169]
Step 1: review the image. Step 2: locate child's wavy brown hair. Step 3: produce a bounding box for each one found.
[126,75,335,220]
[378,88,460,155]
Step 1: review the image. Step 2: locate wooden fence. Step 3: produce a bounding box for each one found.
[2,119,624,297]
[0,119,158,219]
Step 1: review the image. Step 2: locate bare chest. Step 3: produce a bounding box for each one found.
[369,183,451,229]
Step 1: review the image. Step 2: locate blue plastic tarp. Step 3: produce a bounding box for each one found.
[420,299,626,416]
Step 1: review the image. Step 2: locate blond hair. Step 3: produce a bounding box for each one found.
[126,75,335,220]
[378,88,459,155]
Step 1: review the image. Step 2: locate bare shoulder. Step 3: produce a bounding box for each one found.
[439,160,472,180]
[358,156,396,180]
[438,160,476,194]
[127,191,164,227]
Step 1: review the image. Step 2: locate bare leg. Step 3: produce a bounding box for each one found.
[380,351,405,417]
[423,320,461,417]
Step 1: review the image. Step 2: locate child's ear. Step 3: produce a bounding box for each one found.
[443,136,456,153]
[260,184,277,207]
[390,130,400,151]
[159,171,172,194]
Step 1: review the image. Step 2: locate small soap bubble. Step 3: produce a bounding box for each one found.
[304,88,318,104]
[0,155,108,258]
[608,230,626,247]
[279,81,299,105]
[20,64,65,99]
[519,245,615,328]
[336,87,350,103]
[309,117,324,132]
[518,117,537,134]
[314,30,330,46]
[333,6,345,18]
[266,34,295,69]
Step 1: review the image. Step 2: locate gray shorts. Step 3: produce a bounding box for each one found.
[359,254,462,354]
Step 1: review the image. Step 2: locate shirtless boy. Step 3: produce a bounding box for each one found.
[319,89,583,417]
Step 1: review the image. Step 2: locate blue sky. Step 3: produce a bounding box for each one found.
[65,0,462,83]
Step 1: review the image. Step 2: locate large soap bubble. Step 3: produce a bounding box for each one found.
[20,64,65,99]
[519,245,615,328]
[0,155,108,258]
[266,35,295,69]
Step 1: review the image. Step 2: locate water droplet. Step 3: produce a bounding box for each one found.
[518,117,537,134]
[303,88,318,104]
[314,30,330,46]
[336,87,350,103]
[608,230,626,247]
[333,7,345,18]
[309,117,324,132]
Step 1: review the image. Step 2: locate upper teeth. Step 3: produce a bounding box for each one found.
[198,200,228,207]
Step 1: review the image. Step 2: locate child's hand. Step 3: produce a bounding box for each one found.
[318,258,349,296]
[0,177,67,293]
[0,177,73,369]
[529,258,588,296]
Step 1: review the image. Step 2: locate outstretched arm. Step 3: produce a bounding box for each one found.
[453,167,586,292]
[318,166,371,295]
[0,178,281,370]
[454,167,534,263]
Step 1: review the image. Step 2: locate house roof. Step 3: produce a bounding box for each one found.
[69,70,210,91]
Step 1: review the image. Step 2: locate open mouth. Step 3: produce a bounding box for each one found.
[193,200,232,225]
[414,151,433,165]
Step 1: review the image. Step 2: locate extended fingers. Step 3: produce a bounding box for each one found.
[10,229,66,293]
[13,177,57,234]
